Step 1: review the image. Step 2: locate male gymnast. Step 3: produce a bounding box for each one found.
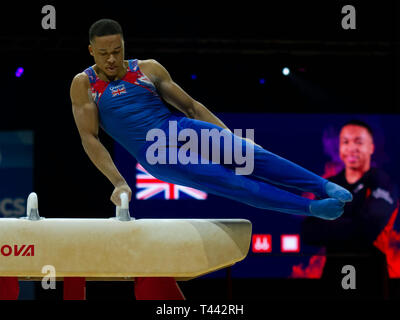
[70,18,352,220]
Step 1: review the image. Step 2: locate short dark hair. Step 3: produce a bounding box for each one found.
[342,119,374,139]
[89,19,123,43]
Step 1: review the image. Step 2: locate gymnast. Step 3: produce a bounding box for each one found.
[70,18,353,221]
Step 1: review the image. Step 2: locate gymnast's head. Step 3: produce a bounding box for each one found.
[339,119,375,172]
[88,19,125,78]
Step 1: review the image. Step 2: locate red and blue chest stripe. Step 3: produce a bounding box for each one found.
[84,59,159,106]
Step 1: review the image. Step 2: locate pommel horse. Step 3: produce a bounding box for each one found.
[0,192,252,300]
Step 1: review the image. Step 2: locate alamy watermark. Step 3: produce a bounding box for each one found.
[41,265,56,290]
[341,5,356,30]
[341,265,356,290]
[145,121,255,175]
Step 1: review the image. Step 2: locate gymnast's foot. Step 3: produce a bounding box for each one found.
[309,198,345,220]
[324,181,353,203]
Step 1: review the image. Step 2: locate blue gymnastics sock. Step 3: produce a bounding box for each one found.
[324,181,353,202]
[309,198,345,220]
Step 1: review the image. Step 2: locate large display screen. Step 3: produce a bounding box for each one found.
[114,113,400,279]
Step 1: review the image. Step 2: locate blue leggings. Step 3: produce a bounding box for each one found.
[135,115,328,216]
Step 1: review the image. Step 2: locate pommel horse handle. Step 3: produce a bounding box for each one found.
[25,192,41,221]
[115,192,133,221]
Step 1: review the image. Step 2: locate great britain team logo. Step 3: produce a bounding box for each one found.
[110,84,127,97]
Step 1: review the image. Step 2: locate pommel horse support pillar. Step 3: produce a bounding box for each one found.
[0,192,252,299]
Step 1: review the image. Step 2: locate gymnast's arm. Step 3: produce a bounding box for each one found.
[70,72,132,206]
[139,59,231,131]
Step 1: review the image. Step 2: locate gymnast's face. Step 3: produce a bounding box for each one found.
[88,34,125,78]
[339,125,374,172]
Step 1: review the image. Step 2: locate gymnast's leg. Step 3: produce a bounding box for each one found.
[170,117,352,203]
[139,159,344,220]
[250,142,352,202]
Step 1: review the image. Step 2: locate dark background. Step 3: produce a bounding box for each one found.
[0,0,399,300]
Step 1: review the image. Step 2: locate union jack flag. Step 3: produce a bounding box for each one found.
[110,84,127,97]
[135,163,208,200]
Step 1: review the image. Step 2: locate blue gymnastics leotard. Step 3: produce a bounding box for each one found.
[83,59,339,216]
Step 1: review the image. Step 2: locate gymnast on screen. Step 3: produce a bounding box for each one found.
[70,19,352,220]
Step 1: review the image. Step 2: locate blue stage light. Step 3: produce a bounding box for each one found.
[15,67,24,78]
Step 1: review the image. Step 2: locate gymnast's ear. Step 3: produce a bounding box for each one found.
[88,44,94,57]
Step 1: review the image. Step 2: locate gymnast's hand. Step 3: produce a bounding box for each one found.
[111,183,132,206]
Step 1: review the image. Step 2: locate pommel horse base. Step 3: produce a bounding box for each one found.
[0,192,252,299]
